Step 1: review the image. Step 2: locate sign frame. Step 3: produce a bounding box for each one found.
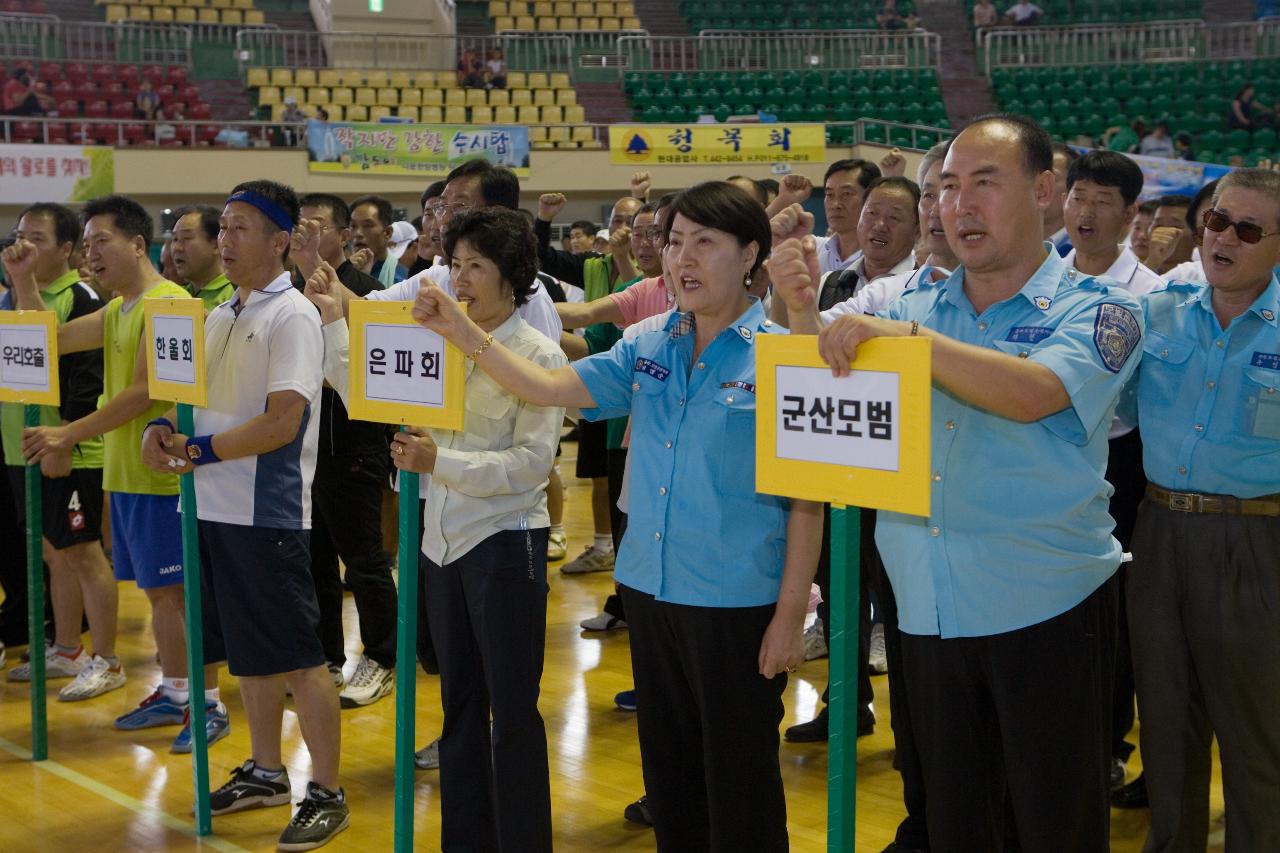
[347,299,466,430]
[143,297,207,408]
[755,334,932,517]
[0,310,60,406]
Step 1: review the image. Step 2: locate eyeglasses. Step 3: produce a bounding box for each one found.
[425,203,472,219]
[633,227,666,243]
[1202,208,1280,244]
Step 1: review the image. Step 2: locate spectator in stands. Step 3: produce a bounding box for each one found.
[1103,120,1141,154]
[457,49,485,89]
[876,0,904,30]
[1174,132,1196,161]
[905,9,921,29]
[485,48,507,90]
[282,96,307,125]
[973,0,999,28]
[2,68,49,116]
[1004,1,1044,25]
[1128,199,1157,263]
[1229,82,1259,131]
[135,79,160,122]
[564,219,597,254]
[315,106,330,122]
[1139,121,1176,158]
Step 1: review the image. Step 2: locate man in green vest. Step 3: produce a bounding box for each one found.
[0,202,118,701]
[170,205,233,312]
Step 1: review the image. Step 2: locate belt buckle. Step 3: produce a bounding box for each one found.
[1169,492,1196,512]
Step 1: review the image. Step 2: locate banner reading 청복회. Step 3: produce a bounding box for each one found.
[306,120,530,176]
[609,123,826,165]
[0,144,113,204]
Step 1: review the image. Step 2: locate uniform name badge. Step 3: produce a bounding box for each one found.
[755,335,931,516]
[144,298,207,407]
[0,310,60,406]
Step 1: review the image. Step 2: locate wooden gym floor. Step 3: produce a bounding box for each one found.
[0,443,1224,852]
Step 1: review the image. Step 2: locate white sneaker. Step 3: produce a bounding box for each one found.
[803,618,828,661]
[547,531,568,562]
[339,655,394,708]
[560,545,615,575]
[414,737,440,770]
[329,662,345,689]
[579,612,627,631]
[8,643,85,681]
[869,623,888,674]
[58,654,125,701]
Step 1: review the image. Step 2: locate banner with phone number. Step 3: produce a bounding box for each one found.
[306,120,530,176]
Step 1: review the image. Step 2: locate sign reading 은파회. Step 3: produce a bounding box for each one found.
[0,311,60,407]
[144,298,207,407]
[756,334,931,517]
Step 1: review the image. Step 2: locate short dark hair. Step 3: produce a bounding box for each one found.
[442,208,538,307]
[19,202,80,248]
[568,219,596,235]
[444,159,520,210]
[1065,150,1144,206]
[420,180,446,209]
[665,181,771,279]
[758,177,779,198]
[229,179,300,233]
[962,114,1054,178]
[865,176,922,222]
[1155,193,1193,212]
[635,200,662,218]
[82,194,154,249]
[350,194,393,227]
[1187,179,1220,230]
[299,193,351,229]
[726,175,768,205]
[172,204,221,243]
[823,158,880,190]
[1137,199,1159,216]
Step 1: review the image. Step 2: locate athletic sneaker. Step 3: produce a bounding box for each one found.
[171,702,231,754]
[208,760,292,815]
[277,781,349,851]
[803,618,828,661]
[58,654,125,701]
[560,545,614,575]
[579,612,627,631]
[868,623,888,674]
[414,738,440,770]
[614,689,637,711]
[328,663,345,690]
[8,643,84,682]
[547,530,568,562]
[338,656,394,709]
[115,687,187,730]
[623,795,653,826]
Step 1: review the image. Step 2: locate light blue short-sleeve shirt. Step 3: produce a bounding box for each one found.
[572,299,791,608]
[876,247,1144,638]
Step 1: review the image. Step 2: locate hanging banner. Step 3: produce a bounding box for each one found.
[610,123,826,165]
[1128,152,1232,200]
[0,144,113,204]
[306,120,530,176]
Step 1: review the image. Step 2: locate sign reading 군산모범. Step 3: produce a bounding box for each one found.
[347,300,465,429]
[755,335,931,517]
[143,298,207,407]
[609,123,826,166]
[0,311,60,407]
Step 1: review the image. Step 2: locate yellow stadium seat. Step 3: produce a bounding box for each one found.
[536,16,557,30]
[211,0,230,7]
[600,16,619,29]
[510,88,532,106]
[421,89,444,106]
[494,105,517,124]
[258,85,281,105]
[244,9,264,23]
[597,1,615,15]
[438,73,459,89]
[366,71,390,88]
[571,124,595,143]
[330,87,353,105]
[622,15,640,27]
[318,69,342,87]
[152,6,174,21]
[533,0,551,14]
[556,88,577,106]
[557,16,576,28]
[234,0,253,7]
[548,125,570,142]
[573,1,591,14]
[197,7,217,20]
[529,126,548,142]
[506,71,526,89]
[489,0,506,15]
[494,15,514,29]
[307,87,329,104]
[369,106,391,121]
[414,71,437,88]
[465,88,488,107]
[514,15,534,30]
[420,106,443,123]
[270,68,292,87]
[580,17,599,30]
[533,88,554,106]
[444,105,467,124]
[550,72,570,89]
[399,88,422,106]
[517,105,540,124]
[246,67,270,88]
[553,0,570,14]
[508,0,528,14]
[616,1,634,14]
[345,105,369,122]
[355,87,377,105]
[471,106,494,124]
[528,72,549,89]
[488,89,510,106]
[340,70,366,87]
[282,86,305,103]
[389,70,413,89]
[563,104,586,123]
[129,5,152,19]
[175,7,196,21]
[377,87,399,106]
[541,105,563,124]
[221,9,242,23]
[398,106,419,122]
[269,103,285,121]
[445,89,465,106]
[294,69,317,88]
[322,105,343,120]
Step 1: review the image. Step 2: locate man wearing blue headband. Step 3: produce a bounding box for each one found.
[141,179,348,850]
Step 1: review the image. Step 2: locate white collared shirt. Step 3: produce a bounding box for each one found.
[1161,247,1206,285]
[1064,245,1163,297]
[814,234,862,275]
[816,251,917,313]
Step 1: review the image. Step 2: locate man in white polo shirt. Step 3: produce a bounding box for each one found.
[140,179,348,851]
[814,158,881,275]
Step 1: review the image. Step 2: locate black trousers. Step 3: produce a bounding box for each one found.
[309,454,398,669]
[901,579,1116,853]
[621,584,788,853]
[602,447,629,623]
[815,506,874,712]
[1105,429,1146,762]
[424,529,552,853]
[0,466,54,646]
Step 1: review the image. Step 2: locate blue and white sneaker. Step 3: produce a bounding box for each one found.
[115,688,186,730]
[170,702,230,754]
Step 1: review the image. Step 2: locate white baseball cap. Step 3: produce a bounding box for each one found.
[387,221,419,260]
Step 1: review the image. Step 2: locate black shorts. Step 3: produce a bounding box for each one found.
[7,465,104,550]
[574,418,608,479]
[198,519,325,677]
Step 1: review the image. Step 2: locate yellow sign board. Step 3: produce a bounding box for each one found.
[0,310,60,406]
[755,335,931,517]
[347,299,465,429]
[144,298,207,407]
[609,123,826,166]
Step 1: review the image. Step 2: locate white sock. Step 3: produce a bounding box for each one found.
[163,677,190,704]
[204,687,220,706]
[593,534,613,553]
[550,523,565,537]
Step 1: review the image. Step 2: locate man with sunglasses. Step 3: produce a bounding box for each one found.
[1122,167,1280,852]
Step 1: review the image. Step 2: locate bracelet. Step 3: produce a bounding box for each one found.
[909,320,919,337]
[467,333,495,361]
[184,434,221,466]
[146,416,176,433]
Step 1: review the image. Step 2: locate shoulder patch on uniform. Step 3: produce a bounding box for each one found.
[1093,303,1141,373]
[634,357,670,381]
[1033,295,1052,311]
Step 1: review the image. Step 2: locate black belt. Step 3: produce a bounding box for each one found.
[1146,484,1280,517]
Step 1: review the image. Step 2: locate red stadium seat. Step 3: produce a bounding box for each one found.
[180,84,199,102]
[39,62,61,81]
[157,84,176,105]
[119,64,139,85]
[65,63,88,84]
[46,123,68,144]
[198,124,221,145]
[52,79,73,99]
[90,122,116,144]
[74,81,98,103]
[141,65,164,85]
[103,81,126,103]
[168,66,188,87]
[91,64,115,85]
[12,121,39,142]
[189,102,211,120]
[111,100,133,119]
[122,123,147,145]
[56,98,78,116]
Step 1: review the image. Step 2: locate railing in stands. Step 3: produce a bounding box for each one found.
[0,15,195,65]
[234,29,576,78]
[495,28,649,55]
[616,30,942,74]
[981,20,1280,74]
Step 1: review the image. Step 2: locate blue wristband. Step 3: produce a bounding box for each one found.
[185,434,221,466]
[146,416,176,433]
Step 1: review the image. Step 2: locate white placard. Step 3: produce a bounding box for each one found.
[152,315,197,385]
[775,366,901,472]
[364,322,446,408]
[0,325,53,395]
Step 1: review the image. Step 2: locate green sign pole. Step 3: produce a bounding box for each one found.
[393,447,421,852]
[24,404,47,762]
[176,402,211,835]
[827,506,861,852]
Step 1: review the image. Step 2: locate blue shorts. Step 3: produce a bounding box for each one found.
[110,492,184,589]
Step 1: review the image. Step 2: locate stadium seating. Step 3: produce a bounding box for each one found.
[674,0,912,32]
[487,0,640,32]
[98,0,266,26]
[964,0,1200,27]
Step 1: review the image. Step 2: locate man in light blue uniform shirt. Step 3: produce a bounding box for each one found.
[774,114,1142,852]
[1122,167,1280,853]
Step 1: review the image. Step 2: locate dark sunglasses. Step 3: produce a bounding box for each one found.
[1202,208,1280,244]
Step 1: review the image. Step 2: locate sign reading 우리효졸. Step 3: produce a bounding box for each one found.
[755,335,931,517]
[347,300,465,429]
[143,298,207,407]
[0,310,60,407]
